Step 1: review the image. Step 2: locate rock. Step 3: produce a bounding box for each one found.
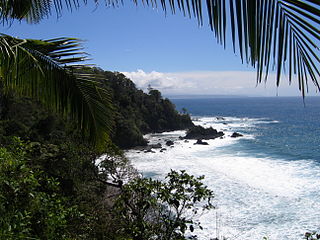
[133,146,149,151]
[223,122,228,125]
[231,132,243,138]
[179,136,184,140]
[166,140,174,146]
[185,125,224,140]
[184,140,189,143]
[145,149,155,153]
[160,148,167,152]
[220,136,224,139]
[150,143,162,149]
[216,117,225,120]
[194,139,209,145]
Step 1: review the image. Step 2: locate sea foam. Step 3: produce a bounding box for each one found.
[126,116,320,240]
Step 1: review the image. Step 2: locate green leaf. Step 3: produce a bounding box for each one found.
[0,34,114,148]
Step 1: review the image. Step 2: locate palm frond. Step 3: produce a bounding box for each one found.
[145,0,320,96]
[1,0,319,96]
[0,34,114,148]
[138,0,320,96]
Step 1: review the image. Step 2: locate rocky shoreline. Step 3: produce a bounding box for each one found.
[133,125,243,153]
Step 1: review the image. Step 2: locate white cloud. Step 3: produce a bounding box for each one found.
[121,69,303,96]
[122,69,194,91]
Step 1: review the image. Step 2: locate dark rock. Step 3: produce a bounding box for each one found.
[184,140,189,143]
[166,140,174,146]
[150,143,162,149]
[194,139,209,145]
[160,148,168,152]
[179,136,184,140]
[145,149,155,153]
[133,145,150,151]
[185,125,224,140]
[223,122,228,125]
[216,117,225,120]
[134,142,162,151]
[231,132,243,138]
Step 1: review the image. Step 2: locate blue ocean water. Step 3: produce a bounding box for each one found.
[126,96,320,240]
[172,97,320,162]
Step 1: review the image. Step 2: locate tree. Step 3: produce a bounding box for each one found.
[114,170,214,240]
[0,137,84,239]
[0,34,114,149]
[0,0,319,144]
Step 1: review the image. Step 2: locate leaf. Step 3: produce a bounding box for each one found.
[0,34,114,148]
[1,0,319,97]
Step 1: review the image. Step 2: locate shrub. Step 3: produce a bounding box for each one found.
[0,137,84,239]
[114,170,214,240]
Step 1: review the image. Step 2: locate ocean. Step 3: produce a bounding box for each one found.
[125,97,320,240]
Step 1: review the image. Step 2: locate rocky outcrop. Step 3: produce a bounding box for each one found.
[185,126,224,140]
[150,143,162,149]
[194,139,209,145]
[134,143,161,152]
[216,117,225,120]
[165,140,174,146]
[231,132,243,138]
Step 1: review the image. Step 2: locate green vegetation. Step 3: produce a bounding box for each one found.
[0,1,319,239]
[0,136,213,239]
[0,34,113,149]
[114,170,214,240]
[304,232,320,240]
[0,71,208,239]
[1,1,319,99]
[99,70,193,148]
[0,137,84,240]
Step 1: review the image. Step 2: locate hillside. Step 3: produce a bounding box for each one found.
[97,69,194,148]
[0,69,193,149]
[0,68,197,239]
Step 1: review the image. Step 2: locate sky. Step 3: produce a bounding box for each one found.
[1,1,314,97]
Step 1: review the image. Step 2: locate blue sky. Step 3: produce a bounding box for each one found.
[1,2,308,96]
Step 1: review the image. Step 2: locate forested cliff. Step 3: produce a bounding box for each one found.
[0,68,202,239]
[0,69,193,149]
[100,69,193,148]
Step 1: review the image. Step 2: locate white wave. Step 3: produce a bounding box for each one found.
[125,116,320,240]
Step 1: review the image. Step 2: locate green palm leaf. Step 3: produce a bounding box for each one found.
[0,34,113,149]
[4,0,317,96]
[0,0,318,149]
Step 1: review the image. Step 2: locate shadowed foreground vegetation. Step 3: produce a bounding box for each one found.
[0,70,212,240]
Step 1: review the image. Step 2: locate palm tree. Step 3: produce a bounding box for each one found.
[0,0,319,144]
[0,34,113,148]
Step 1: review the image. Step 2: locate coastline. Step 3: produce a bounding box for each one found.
[126,115,320,240]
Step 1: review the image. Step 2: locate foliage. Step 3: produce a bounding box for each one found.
[1,1,319,97]
[0,34,113,149]
[100,70,194,148]
[304,232,320,240]
[114,170,214,240]
[0,137,85,240]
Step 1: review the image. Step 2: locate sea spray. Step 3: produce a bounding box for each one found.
[126,115,320,240]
